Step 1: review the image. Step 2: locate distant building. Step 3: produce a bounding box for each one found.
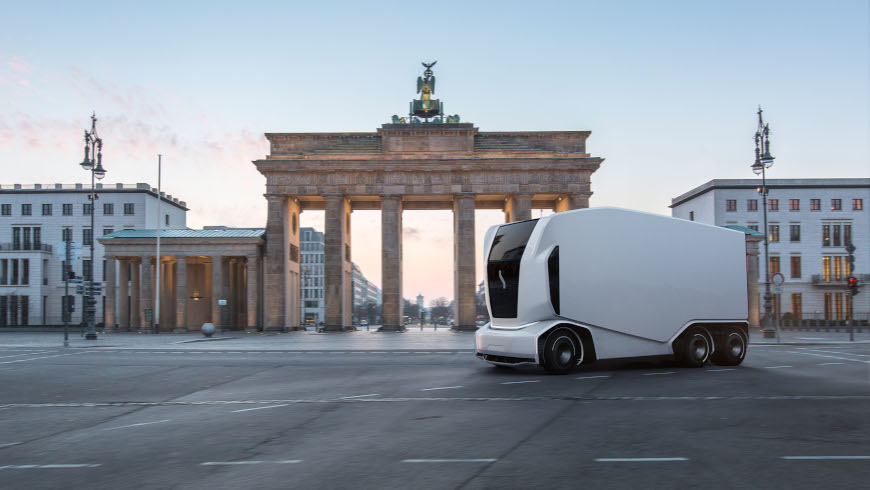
[0,182,187,327]
[671,178,869,322]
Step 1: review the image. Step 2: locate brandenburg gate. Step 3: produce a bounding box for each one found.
[254,63,603,332]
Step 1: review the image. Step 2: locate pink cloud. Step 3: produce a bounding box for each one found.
[7,57,30,73]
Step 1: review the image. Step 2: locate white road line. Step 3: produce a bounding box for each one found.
[369,351,387,354]
[500,380,540,385]
[595,457,688,462]
[642,372,676,376]
[0,351,54,359]
[818,362,845,366]
[804,348,870,358]
[415,351,432,354]
[782,456,870,460]
[393,351,409,354]
[103,419,171,431]
[230,404,289,413]
[575,375,611,380]
[338,394,380,399]
[0,442,22,448]
[764,366,793,369]
[421,386,464,391]
[0,352,86,365]
[706,368,737,372]
[435,351,452,354]
[787,351,870,364]
[0,464,101,470]
[401,459,497,463]
[201,460,302,466]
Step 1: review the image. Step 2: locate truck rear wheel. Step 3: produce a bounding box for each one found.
[542,328,581,375]
[711,329,747,366]
[677,327,710,368]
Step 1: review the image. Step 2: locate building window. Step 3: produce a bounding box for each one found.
[831,199,842,211]
[21,259,28,285]
[769,224,779,243]
[103,203,114,215]
[0,259,7,285]
[83,260,92,282]
[0,204,9,216]
[33,227,40,249]
[83,228,93,246]
[21,204,32,216]
[748,224,759,232]
[165,214,170,226]
[124,203,135,215]
[853,199,864,211]
[789,224,800,242]
[103,228,113,237]
[788,199,799,211]
[810,199,820,211]
[833,225,841,247]
[63,203,73,216]
[62,227,72,242]
[83,203,93,215]
[844,224,852,247]
[769,256,780,274]
[726,200,737,212]
[791,293,802,319]
[42,203,52,215]
[768,199,779,211]
[0,296,5,327]
[822,256,831,282]
[11,259,19,285]
[12,227,20,250]
[790,256,801,279]
[822,224,830,247]
[688,211,694,221]
[747,199,758,212]
[22,227,31,250]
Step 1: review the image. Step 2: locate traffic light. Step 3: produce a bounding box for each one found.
[845,241,856,275]
[848,276,860,297]
[67,265,75,280]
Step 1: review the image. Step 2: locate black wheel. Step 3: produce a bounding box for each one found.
[711,328,747,366]
[542,328,581,375]
[676,327,710,368]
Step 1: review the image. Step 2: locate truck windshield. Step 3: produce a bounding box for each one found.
[487,219,538,318]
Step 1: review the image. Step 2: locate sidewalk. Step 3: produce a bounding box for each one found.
[2,326,868,351]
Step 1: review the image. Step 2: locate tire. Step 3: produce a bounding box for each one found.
[677,327,711,368]
[542,328,581,375]
[711,328,747,366]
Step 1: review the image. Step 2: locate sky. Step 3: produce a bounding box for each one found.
[2,0,868,303]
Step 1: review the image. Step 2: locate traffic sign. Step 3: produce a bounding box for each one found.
[771,272,785,287]
[56,241,83,261]
[772,286,783,295]
[218,299,228,306]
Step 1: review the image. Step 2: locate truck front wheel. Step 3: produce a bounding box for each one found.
[677,327,710,368]
[542,328,581,374]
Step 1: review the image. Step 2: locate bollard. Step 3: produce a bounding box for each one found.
[201,323,216,337]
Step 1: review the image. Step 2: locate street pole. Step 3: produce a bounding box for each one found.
[63,239,70,347]
[155,155,161,334]
[752,107,777,340]
[78,113,106,340]
[85,167,97,340]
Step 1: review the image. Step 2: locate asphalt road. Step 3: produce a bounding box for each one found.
[0,343,868,489]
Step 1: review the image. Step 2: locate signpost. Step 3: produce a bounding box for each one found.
[770,273,785,342]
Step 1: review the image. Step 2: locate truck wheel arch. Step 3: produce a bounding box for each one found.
[537,323,598,365]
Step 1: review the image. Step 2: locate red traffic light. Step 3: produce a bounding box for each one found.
[848,276,859,287]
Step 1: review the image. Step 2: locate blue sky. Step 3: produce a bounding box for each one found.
[2,0,868,300]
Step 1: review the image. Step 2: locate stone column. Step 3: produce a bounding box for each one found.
[118,259,129,330]
[130,259,141,330]
[104,256,116,330]
[505,194,532,223]
[174,257,187,332]
[246,255,259,332]
[264,195,287,331]
[139,257,152,332]
[554,193,591,212]
[379,195,404,331]
[210,255,223,329]
[323,194,352,331]
[745,235,762,329]
[453,194,477,331]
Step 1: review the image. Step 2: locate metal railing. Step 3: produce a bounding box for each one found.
[0,243,52,252]
[812,273,870,285]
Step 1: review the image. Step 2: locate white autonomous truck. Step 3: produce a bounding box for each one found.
[475,207,750,374]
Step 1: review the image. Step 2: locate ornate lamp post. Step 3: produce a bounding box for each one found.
[751,107,776,339]
[79,113,107,340]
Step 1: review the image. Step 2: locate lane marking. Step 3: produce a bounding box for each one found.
[421,386,464,391]
[402,459,497,463]
[0,351,55,359]
[0,464,101,470]
[642,372,676,376]
[0,442,22,448]
[706,369,737,372]
[596,457,688,462]
[103,420,171,431]
[764,366,792,369]
[576,375,611,380]
[803,348,870,358]
[0,352,86,365]
[338,394,380,399]
[818,362,845,366]
[230,404,289,413]
[201,460,302,466]
[500,380,540,385]
[787,351,870,364]
[782,456,870,460]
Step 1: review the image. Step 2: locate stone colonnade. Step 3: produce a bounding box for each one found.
[263,193,591,332]
[103,254,259,332]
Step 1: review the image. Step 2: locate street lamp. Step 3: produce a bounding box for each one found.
[79,113,106,340]
[752,107,776,339]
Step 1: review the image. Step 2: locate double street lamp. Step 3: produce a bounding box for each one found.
[751,107,776,339]
[79,113,107,340]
